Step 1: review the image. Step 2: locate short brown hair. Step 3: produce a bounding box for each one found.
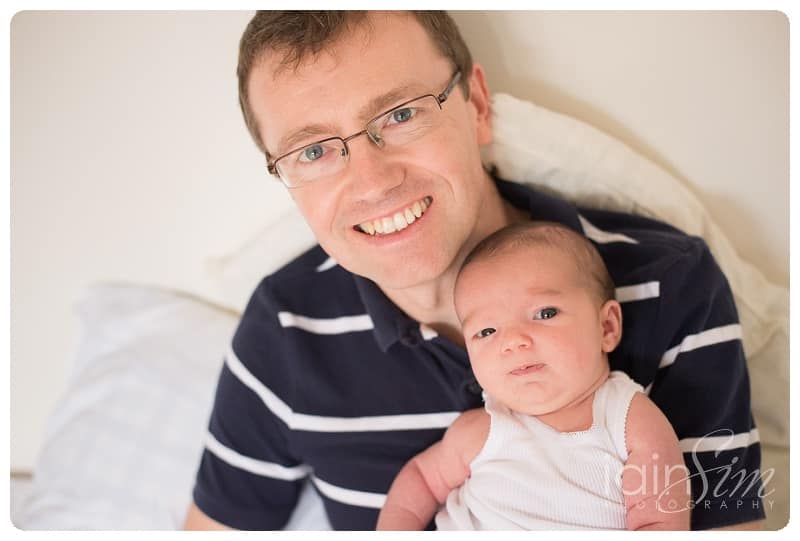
[459,222,617,304]
[237,11,473,154]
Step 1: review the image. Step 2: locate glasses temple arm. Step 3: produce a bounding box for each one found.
[437,71,462,103]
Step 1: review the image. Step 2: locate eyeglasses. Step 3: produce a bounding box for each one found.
[266,71,462,188]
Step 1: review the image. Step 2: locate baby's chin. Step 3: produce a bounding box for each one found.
[512,401,555,417]
[494,391,555,417]
[503,389,578,418]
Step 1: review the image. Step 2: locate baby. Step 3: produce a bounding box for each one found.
[377,222,691,530]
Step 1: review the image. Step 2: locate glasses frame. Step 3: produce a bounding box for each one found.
[266,71,463,187]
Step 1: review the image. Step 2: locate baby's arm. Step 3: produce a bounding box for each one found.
[376,408,489,530]
[623,393,691,530]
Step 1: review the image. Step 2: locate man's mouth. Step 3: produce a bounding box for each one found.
[354,196,432,236]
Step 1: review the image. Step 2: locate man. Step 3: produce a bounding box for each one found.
[185,11,764,530]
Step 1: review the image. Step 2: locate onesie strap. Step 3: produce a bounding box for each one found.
[602,371,645,461]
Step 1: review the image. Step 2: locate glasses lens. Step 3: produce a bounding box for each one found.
[276,138,346,187]
[368,95,442,147]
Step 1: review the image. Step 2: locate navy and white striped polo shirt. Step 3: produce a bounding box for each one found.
[193,178,764,530]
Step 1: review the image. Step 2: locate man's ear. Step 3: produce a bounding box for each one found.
[466,63,492,146]
[600,300,623,353]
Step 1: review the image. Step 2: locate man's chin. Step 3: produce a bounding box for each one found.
[348,260,450,291]
[362,271,439,291]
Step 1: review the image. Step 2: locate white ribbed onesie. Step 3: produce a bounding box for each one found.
[436,370,644,530]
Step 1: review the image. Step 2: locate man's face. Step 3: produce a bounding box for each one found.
[247,13,494,290]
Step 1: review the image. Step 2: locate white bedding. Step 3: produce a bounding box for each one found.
[11,283,330,530]
[14,93,788,530]
[12,284,237,529]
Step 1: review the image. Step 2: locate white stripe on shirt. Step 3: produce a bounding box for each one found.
[226,348,461,432]
[316,257,338,272]
[679,428,760,454]
[579,215,638,244]
[278,312,374,334]
[658,324,743,370]
[312,477,387,509]
[204,431,310,480]
[205,432,388,509]
[420,324,438,340]
[615,281,660,303]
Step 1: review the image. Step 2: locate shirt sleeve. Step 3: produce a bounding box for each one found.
[191,278,307,530]
[645,237,765,530]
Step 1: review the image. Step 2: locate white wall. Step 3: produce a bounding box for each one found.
[10,11,789,472]
[10,11,294,472]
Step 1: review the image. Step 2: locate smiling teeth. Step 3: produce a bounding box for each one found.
[358,197,431,236]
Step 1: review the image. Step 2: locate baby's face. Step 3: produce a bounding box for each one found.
[455,245,620,416]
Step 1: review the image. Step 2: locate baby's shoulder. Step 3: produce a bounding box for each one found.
[447,408,490,441]
[442,408,492,470]
[624,392,677,456]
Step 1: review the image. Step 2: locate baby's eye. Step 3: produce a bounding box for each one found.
[474,328,496,339]
[534,307,559,320]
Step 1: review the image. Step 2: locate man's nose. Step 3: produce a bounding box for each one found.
[345,135,404,199]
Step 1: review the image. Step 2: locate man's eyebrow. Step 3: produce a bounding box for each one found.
[275,82,426,155]
[357,83,425,121]
[277,124,338,156]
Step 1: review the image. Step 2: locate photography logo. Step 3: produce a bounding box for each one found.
[605,429,775,513]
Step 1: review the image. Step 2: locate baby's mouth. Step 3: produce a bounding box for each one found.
[354,196,432,236]
[510,363,545,376]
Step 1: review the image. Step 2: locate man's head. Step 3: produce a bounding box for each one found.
[238,11,474,156]
[454,222,623,416]
[239,11,504,290]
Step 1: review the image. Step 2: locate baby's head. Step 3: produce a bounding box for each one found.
[454,222,623,416]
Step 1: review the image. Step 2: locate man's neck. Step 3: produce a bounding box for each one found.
[381,265,464,344]
[379,181,529,345]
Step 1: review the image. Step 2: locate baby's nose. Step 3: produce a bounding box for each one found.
[502,330,533,353]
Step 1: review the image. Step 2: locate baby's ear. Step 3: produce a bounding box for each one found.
[600,300,623,353]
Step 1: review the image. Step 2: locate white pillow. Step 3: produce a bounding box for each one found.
[207,93,788,451]
[13,283,238,529]
[13,282,330,530]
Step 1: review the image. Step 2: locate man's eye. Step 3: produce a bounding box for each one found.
[299,144,325,162]
[389,107,416,124]
[474,328,496,339]
[534,307,559,320]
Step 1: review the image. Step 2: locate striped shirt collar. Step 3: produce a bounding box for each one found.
[352,274,415,352]
[495,177,584,233]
